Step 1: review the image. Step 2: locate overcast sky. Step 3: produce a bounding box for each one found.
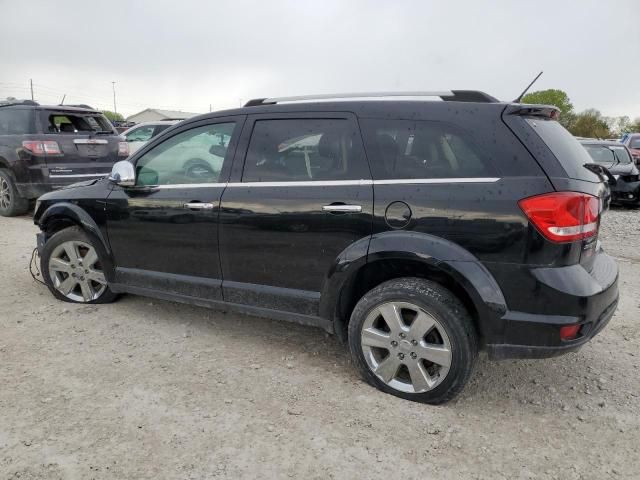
[1,0,638,119]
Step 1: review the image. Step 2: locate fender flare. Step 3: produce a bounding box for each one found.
[320,230,507,339]
[38,202,112,256]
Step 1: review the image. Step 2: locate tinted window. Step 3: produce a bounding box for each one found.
[584,144,632,165]
[242,119,369,182]
[135,122,235,186]
[525,118,598,182]
[0,108,35,135]
[361,119,496,179]
[153,124,172,136]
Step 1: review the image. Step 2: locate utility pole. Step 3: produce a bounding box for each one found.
[112,81,117,114]
[30,79,34,101]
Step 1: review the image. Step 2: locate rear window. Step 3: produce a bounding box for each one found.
[0,108,36,135]
[361,119,496,179]
[583,144,632,166]
[43,111,114,134]
[525,118,598,182]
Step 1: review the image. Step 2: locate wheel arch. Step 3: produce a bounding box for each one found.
[38,202,111,255]
[321,231,507,344]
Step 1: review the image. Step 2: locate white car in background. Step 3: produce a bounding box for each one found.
[121,120,180,154]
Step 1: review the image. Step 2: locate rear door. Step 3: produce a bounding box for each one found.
[40,109,124,180]
[218,112,373,315]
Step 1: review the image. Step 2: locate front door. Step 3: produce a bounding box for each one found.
[219,113,373,315]
[106,117,244,300]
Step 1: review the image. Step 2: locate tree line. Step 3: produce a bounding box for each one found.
[522,89,640,139]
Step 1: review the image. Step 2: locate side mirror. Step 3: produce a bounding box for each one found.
[109,160,136,187]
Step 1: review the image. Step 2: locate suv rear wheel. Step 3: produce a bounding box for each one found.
[41,226,118,304]
[0,169,29,217]
[348,278,478,404]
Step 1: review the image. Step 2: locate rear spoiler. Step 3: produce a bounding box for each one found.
[504,104,561,120]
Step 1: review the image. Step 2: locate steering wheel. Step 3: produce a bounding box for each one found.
[183,158,215,179]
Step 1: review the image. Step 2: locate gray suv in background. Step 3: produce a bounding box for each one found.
[0,100,128,216]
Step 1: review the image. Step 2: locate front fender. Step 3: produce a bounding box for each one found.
[37,202,111,255]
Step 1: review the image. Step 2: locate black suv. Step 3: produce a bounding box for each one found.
[33,91,619,404]
[0,100,128,216]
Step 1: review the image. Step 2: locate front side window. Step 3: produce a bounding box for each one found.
[135,122,235,186]
[126,126,155,142]
[361,119,496,179]
[242,119,369,182]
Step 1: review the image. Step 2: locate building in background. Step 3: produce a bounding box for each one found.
[126,108,200,124]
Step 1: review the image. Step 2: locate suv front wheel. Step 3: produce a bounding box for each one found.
[348,278,478,404]
[41,226,118,304]
[0,169,29,217]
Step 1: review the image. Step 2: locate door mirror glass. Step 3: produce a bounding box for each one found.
[109,160,136,187]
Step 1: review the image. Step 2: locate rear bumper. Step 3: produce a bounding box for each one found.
[485,250,619,360]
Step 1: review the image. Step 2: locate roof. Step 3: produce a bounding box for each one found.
[126,108,200,121]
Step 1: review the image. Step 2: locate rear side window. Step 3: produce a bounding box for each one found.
[43,111,114,134]
[525,118,597,181]
[242,119,369,182]
[0,108,35,134]
[361,119,496,179]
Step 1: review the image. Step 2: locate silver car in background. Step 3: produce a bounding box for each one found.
[121,120,180,154]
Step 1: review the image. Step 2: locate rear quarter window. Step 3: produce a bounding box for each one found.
[360,119,497,180]
[0,108,36,135]
[525,118,599,182]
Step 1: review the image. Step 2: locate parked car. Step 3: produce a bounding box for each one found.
[32,91,619,404]
[581,140,640,206]
[0,100,128,216]
[621,132,640,165]
[121,120,179,155]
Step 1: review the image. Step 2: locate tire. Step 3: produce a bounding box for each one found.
[40,226,119,304]
[348,277,478,404]
[0,169,29,217]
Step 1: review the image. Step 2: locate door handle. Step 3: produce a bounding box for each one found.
[184,202,215,210]
[322,204,362,213]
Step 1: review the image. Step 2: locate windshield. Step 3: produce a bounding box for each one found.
[584,144,632,166]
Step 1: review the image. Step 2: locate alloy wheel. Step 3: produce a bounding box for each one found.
[0,178,10,210]
[360,301,452,393]
[48,240,107,302]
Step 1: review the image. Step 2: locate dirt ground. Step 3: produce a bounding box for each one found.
[0,209,639,480]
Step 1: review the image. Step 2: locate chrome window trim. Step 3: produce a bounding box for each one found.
[49,173,108,178]
[149,177,500,189]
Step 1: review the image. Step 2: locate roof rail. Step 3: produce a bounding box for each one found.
[244,90,498,107]
[60,103,95,110]
[0,99,39,107]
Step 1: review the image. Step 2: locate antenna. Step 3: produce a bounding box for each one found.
[514,71,543,103]
[60,94,66,105]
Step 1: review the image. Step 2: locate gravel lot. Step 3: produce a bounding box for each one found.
[1,208,639,480]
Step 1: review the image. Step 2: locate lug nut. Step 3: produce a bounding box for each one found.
[399,332,406,339]
[390,340,398,347]
[398,353,405,360]
[411,339,418,346]
[410,352,417,359]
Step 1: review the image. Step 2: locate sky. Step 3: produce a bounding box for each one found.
[1,0,638,119]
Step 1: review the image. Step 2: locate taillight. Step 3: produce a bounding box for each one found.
[118,141,129,157]
[518,192,599,243]
[22,140,62,155]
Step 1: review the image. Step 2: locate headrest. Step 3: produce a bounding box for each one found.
[318,132,341,159]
